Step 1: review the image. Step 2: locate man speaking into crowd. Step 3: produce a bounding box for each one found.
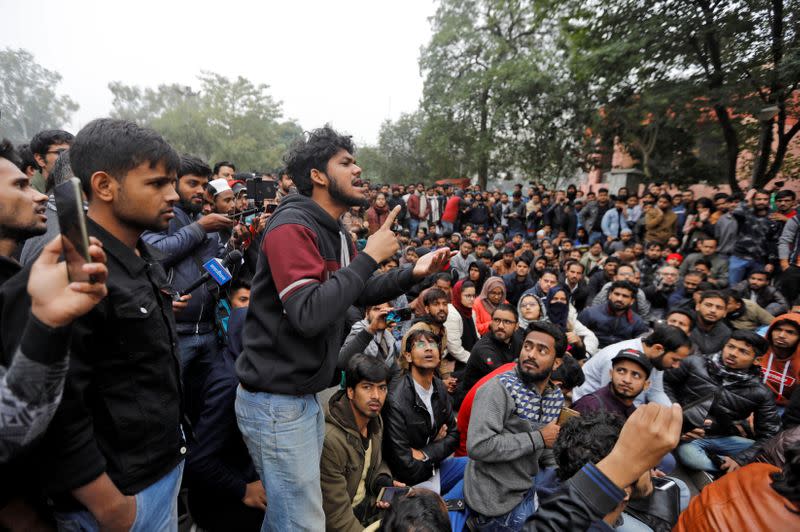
[234,126,451,531]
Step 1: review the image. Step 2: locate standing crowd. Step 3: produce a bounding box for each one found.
[0,122,798,531]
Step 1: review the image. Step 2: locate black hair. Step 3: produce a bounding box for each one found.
[713,192,730,202]
[694,258,712,269]
[598,188,609,194]
[565,260,585,272]
[515,255,531,266]
[554,411,624,481]
[605,256,621,265]
[479,250,493,260]
[776,189,796,201]
[70,119,180,199]
[0,138,23,169]
[433,272,451,283]
[46,150,74,192]
[642,323,691,352]
[378,488,450,531]
[30,129,74,159]
[771,440,800,508]
[658,193,673,202]
[284,126,355,197]
[212,161,236,175]
[523,321,568,358]
[541,268,559,278]
[493,302,518,319]
[646,242,662,250]
[608,280,636,297]
[698,289,726,303]
[550,354,585,389]
[16,143,37,173]
[423,288,448,306]
[404,329,440,353]
[179,154,212,180]
[345,354,390,389]
[667,308,696,329]
[729,329,769,357]
[685,269,707,280]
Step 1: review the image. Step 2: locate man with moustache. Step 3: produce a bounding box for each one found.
[572,349,652,419]
[143,155,235,372]
[235,127,451,531]
[729,190,776,285]
[464,321,566,530]
[321,355,401,531]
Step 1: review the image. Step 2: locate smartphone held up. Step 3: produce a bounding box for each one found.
[54,177,93,283]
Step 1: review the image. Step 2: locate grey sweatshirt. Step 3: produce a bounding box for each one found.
[464,368,563,516]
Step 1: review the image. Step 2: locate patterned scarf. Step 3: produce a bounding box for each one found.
[498,368,563,428]
[706,352,754,385]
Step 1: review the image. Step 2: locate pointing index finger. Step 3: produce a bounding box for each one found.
[381,205,401,231]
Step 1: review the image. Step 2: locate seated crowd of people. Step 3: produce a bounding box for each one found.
[0,123,799,531]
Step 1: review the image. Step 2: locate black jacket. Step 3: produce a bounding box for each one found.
[561,278,590,312]
[236,195,416,395]
[0,219,185,509]
[383,373,459,486]
[664,355,781,453]
[455,333,516,409]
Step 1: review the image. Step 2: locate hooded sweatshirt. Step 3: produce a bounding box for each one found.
[236,194,416,395]
[757,313,800,406]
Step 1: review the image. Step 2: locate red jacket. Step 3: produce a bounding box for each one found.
[442,196,461,223]
[455,362,516,456]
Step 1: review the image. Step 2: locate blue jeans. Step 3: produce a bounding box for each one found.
[589,231,604,245]
[728,256,763,286]
[177,330,218,374]
[408,218,420,236]
[54,462,184,531]
[439,457,468,532]
[676,436,754,472]
[235,386,325,532]
[472,485,537,531]
[441,221,454,234]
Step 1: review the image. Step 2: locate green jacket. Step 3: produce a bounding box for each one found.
[321,390,392,532]
[31,170,46,194]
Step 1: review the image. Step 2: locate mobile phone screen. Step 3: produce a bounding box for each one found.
[379,486,410,503]
[54,178,91,282]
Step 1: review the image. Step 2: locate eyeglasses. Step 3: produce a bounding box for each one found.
[46,149,68,156]
[492,317,516,326]
[413,340,439,350]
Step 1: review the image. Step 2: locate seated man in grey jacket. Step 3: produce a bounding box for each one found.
[464,321,566,530]
[591,263,651,319]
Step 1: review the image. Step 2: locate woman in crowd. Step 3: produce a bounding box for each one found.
[472,276,507,335]
[444,280,479,376]
[365,192,390,235]
[467,261,490,294]
[545,285,598,360]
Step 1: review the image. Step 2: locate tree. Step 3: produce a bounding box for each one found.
[564,0,800,192]
[109,73,302,171]
[0,48,79,143]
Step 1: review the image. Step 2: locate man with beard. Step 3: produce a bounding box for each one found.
[729,190,776,285]
[573,325,691,407]
[577,281,649,349]
[1,119,188,529]
[591,263,652,318]
[643,265,680,320]
[733,270,788,316]
[757,314,800,407]
[680,237,729,289]
[667,270,706,312]
[235,127,451,531]
[464,321,565,528]
[666,331,780,473]
[321,355,399,530]
[454,304,518,409]
[143,155,235,372]
[691,290,731,355]
[573,349,652,419]
[638,242,664,288]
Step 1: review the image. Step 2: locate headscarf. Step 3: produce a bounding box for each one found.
[517,293,547,329]
[545,285,570,332]
[451,279,474,319]
[478,276,506,315]
[467,260,490,294]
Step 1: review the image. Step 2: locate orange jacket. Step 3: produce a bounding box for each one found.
[675,463,799,531]
[757,313,800,406]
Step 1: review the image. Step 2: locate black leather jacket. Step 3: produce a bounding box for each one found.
[664,355,781,450]
[383,373,458,486]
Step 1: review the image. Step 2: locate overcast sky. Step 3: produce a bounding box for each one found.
[0,0,436,145]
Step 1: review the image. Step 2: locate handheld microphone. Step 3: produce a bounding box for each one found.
[174,250,243,300]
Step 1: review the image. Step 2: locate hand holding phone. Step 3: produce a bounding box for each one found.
[54,178,92,283]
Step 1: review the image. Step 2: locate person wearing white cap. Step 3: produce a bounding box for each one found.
[206,178,235,216]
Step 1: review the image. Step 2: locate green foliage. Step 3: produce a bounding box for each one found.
[0,48,79,143]
[109,73,302,172]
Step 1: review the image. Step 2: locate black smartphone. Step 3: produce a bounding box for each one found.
[386,307,413,323]
[54,178,92,282]
[378,486,410,504]
[246,178,278,203]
